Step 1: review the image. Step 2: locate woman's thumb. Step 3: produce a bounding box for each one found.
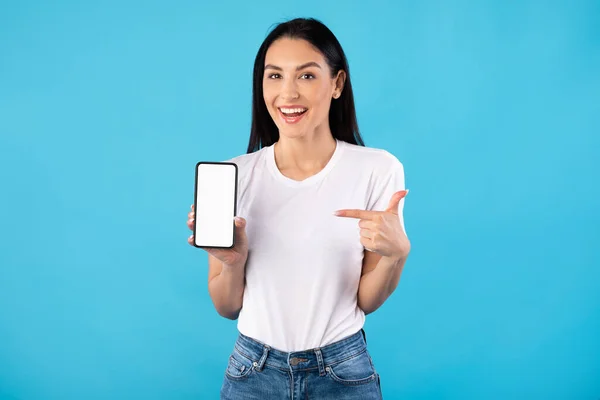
[234,216,246,230]
[234,217,247,244]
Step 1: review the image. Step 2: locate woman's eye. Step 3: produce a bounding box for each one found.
[300,73,314,79]
[268,73,281,79]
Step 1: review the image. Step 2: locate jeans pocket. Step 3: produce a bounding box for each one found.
[224,349,255,381]
[326,349,377,386]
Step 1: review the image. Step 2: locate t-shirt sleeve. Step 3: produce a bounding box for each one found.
[366,155,407,235]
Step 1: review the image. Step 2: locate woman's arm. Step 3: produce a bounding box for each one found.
[357,251,407,315]
[207,255,246,320]
[335,190,410,314]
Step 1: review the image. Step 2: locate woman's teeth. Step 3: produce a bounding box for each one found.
[278,107,308,124]
[279,108,307,116]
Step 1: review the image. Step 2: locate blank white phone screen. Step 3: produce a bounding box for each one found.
[194,163,237,248]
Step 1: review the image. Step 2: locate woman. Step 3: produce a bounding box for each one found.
[187,17,410,399]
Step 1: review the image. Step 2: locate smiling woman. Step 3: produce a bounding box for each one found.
[247,18,363,154]
[186,17,409,400]
[262,41,345,133]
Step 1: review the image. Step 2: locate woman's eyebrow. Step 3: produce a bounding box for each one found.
[264,62,322,71]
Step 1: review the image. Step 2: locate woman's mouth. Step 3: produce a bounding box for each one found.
[278,107,308,124]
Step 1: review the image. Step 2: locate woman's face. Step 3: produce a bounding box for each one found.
[263,38,344,141]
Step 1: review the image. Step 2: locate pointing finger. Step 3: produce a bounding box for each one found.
[334,209,378,220]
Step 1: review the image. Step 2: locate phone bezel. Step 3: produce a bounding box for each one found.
[193,161,238,249]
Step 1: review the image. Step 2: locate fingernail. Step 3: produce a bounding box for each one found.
[234,217,242,224]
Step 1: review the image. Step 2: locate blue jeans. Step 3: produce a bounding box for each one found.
[220,329,383,399]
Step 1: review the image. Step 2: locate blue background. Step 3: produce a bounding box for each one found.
[1,1,598,399]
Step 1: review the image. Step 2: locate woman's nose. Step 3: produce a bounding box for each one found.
[280,79,299,100]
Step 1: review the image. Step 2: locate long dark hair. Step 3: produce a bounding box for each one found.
[247,18,365,153]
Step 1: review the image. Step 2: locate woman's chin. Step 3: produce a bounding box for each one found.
[277,127,308,140]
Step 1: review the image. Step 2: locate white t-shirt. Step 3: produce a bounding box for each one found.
[225,138,406,352]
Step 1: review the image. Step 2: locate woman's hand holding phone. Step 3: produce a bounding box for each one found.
[187,205,249,267]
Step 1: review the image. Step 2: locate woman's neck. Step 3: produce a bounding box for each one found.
[273,132,337,179]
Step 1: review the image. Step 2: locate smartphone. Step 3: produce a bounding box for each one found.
[193,162,238,248]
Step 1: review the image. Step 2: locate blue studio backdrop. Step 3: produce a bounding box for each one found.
[0,1,598,399]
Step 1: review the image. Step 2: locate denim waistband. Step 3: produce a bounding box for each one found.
[233,329,368,375]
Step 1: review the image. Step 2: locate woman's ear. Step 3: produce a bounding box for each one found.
[333,70,346,99]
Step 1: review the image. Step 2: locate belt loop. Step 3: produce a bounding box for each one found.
[256,344,270,372]
[314,348,326,376]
